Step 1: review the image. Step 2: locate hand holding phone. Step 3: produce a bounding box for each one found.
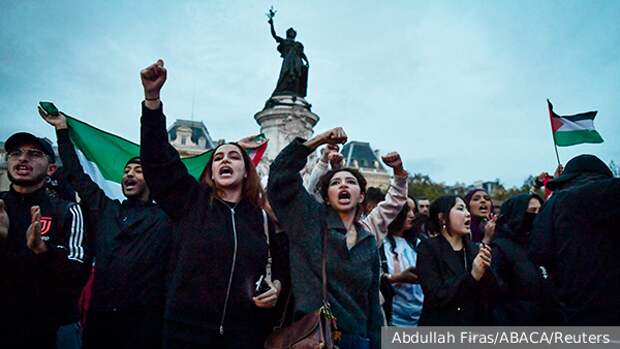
[39,101,59,116]
[255,275,271,296]
[38,102,67,130]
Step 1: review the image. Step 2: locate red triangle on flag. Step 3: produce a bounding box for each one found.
[550,116,564,132]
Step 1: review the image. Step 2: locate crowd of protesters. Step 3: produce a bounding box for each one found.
[1,59,619,349]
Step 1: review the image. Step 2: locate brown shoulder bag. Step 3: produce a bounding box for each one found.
[264,227,337,349]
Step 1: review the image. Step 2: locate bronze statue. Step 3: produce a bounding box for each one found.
[267,7,309,98]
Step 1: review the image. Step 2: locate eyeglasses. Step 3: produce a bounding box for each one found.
[6,148,47,160]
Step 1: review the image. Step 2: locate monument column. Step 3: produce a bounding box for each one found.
[255,96,319,163]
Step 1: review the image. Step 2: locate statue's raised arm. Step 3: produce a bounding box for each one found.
[267,7,283,43]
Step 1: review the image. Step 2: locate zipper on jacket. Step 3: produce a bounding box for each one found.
[219,206,238,335]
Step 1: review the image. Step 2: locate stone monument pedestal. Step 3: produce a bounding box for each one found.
[254,94,320,178]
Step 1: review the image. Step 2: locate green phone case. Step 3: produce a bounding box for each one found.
[39,101,59,116]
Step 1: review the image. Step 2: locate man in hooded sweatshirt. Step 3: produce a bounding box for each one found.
[528,154,620,325]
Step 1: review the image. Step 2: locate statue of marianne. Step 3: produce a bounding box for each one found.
[267,8,309,98]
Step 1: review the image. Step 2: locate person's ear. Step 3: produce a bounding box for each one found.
[438,212,446,225]
[47,164,58,176]
[359,192,365,204]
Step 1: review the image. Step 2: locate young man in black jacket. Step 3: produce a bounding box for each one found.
[38,107,173,349]
[0,132,90,349]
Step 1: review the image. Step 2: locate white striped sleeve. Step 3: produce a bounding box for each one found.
[67,204,85,263]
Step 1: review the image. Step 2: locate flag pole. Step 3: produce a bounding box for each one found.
[547,99,561,166]
[552,137,561,166]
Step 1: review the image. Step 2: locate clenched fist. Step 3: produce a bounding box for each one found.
[304,127,347,150]
[382,152,407,177]
[140,59,167,100]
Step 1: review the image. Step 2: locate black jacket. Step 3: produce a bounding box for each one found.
[0,186,90,346]
[57,128,173,349]
[529,175,620,324]
[140,103,285,338]
[417,234,495,325]
[491,194,543,325]
[57,128,172,312]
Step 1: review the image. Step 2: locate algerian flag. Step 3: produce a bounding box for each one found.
[547,99,604,147]
[65,115,267,201]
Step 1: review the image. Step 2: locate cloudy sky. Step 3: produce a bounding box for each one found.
[1,0,619,187]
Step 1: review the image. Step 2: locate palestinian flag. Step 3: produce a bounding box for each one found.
[547,99,604,147]
[65,115,267,201]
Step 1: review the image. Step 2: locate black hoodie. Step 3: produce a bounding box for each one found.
[529,173,620,324]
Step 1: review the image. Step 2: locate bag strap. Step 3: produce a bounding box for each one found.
[321,223,328,305]
[379,242,389,274]
[262,209,272,283]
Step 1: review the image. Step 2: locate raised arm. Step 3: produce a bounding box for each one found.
[361,152,408,245]
[267,128,347,240]
[139,60,201,221]
[268,18,283,43]
[39,107,112,211]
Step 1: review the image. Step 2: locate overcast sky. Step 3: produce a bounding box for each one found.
[1,0,619,187]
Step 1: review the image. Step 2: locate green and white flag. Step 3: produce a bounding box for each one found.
[65,116,267,201]
[547,99,604,147]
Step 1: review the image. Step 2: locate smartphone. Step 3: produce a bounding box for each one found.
[255,275,270,295]
[39,101,59,116]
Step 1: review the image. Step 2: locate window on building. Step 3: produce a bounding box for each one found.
[181,136,187,145]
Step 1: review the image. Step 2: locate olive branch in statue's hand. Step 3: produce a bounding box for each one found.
[266,6,277,22]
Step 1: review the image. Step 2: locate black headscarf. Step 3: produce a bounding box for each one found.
[495,193,543,244]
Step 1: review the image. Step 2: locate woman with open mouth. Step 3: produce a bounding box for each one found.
[416,195,497,325]
[139,60,286,348]
[268,127,383,349]
[465,188,496,243]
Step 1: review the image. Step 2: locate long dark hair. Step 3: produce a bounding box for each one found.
[317,167,367,217]
[386,196,417,257]
[428,195,461,236]
[199,142,265,209]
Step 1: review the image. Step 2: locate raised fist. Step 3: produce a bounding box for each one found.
[328,151,344,170]
[382,152,407,177]
[305,127,347,150]
[140,59,167,100]
[381,152,402,169]
[321,144,339,162]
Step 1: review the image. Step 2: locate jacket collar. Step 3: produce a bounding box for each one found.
[122,197,156,209]
[326,207,372,243]
[8,184,47,202]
